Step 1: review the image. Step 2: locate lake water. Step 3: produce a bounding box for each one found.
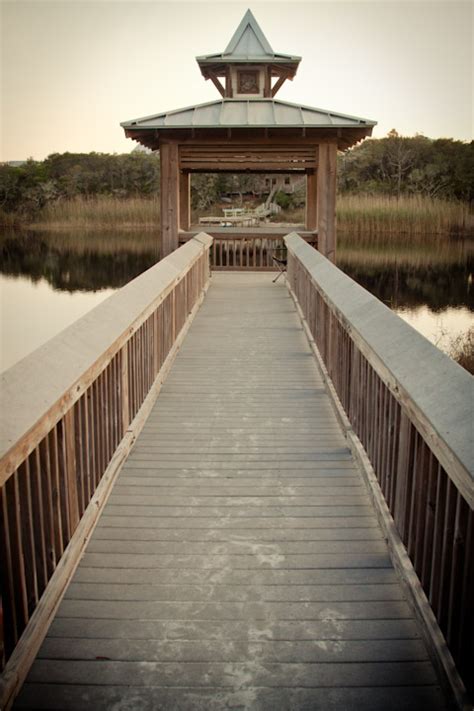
[1,230,472,373]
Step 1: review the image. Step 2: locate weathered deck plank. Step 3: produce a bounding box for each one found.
[15,273,447,710]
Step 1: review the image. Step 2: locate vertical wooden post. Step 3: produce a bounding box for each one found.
[121,345,130,436]
[160,141,180,257]
[305,169,317,231]
[264,66,271,98]
[179,171,191,231]
[63,409,79,535]
[317,142,337,263]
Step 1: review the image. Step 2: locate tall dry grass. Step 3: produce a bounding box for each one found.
[336,194,471,239]
[448,327,474,375]
[32,196,160,230]
[28,194,472,240]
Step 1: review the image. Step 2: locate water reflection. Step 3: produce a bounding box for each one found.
[0,230,159,372]
[0,230,473,372]
[0,230,158,292]
[0,276,116,372]
[338,240,473,312]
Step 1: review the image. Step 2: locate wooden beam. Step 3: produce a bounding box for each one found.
[160,141,180,258]
[207,70,225,98]
[264,66,271,98]
[179,171,191,231]
[271,74,287,97]
[317,142,337,263]
[225,67,232,97]
[180,162,311,172]
[305,156,317,231]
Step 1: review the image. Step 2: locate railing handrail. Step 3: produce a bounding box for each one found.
[0,233,213,486]
[285,232,473,506]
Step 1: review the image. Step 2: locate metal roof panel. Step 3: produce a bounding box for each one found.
[121,99,376,130]
[274,102,302,125]
[301,108,331,125]
[193,103,221,125]
[164,108,195,126]
[247,101,275,125]
[219,101,248,125]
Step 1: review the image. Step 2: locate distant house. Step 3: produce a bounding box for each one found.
[258,174,304,195]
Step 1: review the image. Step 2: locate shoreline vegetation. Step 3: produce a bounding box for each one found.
[3,194,472,239]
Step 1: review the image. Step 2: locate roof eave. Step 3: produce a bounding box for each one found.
[196,54,302,63]
[123,123,376,131]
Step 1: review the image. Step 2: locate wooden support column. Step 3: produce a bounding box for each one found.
[179,171,191,231]
[317,142,337,263]
[160,141,180,257]
[305,169,317,231]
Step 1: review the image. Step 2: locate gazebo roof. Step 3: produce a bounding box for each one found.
[122,98,375,130]
[121,98,376,150]
[196,9,301,65]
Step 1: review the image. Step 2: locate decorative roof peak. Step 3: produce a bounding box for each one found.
[196,10,301,98]
[223,9,274,58]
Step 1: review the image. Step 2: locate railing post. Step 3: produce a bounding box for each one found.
[63,409,79,535]
[121,346,130,436]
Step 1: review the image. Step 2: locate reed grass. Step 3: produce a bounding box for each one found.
[449,327,474,374]
[336,194,471,239]
[27,194,472,240]
[31,196,160,230]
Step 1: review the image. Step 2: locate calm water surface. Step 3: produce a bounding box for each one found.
[1,230,472,372]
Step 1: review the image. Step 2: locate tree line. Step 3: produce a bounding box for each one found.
[1,132,472,219]
[0,151,161,217]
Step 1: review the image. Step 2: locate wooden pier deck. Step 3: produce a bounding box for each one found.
[14,273,448,710]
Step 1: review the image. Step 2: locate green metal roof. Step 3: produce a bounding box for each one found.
[196,9,301,65]
[121,99,376,131]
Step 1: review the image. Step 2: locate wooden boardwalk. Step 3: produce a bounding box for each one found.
[15,274,448,710]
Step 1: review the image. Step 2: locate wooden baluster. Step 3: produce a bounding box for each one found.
[17,460,39,616]
[393,410,413,542]
[438,477,457,632]
[38,438,56,574]
[1,480,19,653]
[64,409,80,535]
[420,454,437,590]
[429,464,446,616]
[29,448,48,595]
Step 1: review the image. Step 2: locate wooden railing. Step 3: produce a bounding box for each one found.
[210,235,286,270]
[180,232,317,271]
[0,234,212,708]
[285,233,473,705]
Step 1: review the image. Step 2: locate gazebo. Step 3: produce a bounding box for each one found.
[121,10,376,261]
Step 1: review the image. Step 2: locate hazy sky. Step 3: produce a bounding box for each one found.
[1,0,472,161]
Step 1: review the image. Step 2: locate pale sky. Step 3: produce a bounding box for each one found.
[1,0,472,161]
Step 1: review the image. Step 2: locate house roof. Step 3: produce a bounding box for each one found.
[196,9,301,65]
[121,99,376,131]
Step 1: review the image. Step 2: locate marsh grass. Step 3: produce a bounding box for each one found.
[448,327,474,374]
[32,196,160,230]
[28,194,472,240]
[336,194,471,239]
[256,195,472,240]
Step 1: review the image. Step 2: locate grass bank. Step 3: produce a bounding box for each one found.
[336,194,472,238]
[19,193,474,239]
[274,195,472,239]
[29,196,160,230]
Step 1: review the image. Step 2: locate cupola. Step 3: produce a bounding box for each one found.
[196,9,301,99]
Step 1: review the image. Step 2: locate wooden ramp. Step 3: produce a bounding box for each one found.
[15,274,447,710]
